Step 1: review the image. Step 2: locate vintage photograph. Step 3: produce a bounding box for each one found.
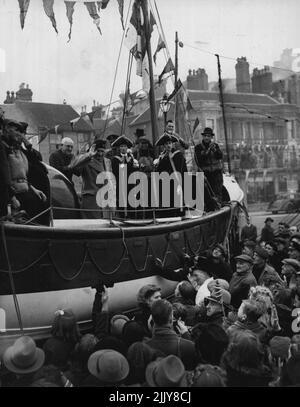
[0,0,300,391]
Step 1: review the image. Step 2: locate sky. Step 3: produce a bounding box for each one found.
[0,0,300,113]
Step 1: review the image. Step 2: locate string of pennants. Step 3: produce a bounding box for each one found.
[17,0,115,40]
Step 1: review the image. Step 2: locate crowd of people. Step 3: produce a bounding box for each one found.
[1,218,300,387]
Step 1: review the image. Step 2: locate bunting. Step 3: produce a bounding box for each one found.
[193,117,200,134]
[125,0,156,77]
[167,79,183,102]
[18,0,30,30]
[65,1,76,42]
[117,0,125,30]
[87,110,97,124]
[84,2,102,35]
[158,58,175,84]
[42,0,58,34]
[37,126,50,144]
[153,34,165,64]
[186,97,194,112]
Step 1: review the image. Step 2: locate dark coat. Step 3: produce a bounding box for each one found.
[226,320,268,343]
[229,271,257,309]
[145,326,197,370]
[154,149,187,216]
[280,355,300,386]
[241,224,257,243]
[49,149,74,182]
[0,138,11,216]
[206,257,233,282]
[261,225,275,243]
[194,141,223,173]
[224,364,273,387]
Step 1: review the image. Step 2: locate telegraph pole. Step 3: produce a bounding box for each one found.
[216,54,231,173]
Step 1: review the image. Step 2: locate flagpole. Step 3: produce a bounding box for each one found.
[215,54,231,174]
[174,31,179,135]
[141,0,159,149]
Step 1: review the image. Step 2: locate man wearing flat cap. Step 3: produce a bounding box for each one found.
[253,246,282,287]
[154,132,187,217]
[229,254,257,309]
[194,127,224,204]
[70,139,112,219]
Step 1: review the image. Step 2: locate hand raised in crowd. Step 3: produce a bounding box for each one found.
[176,318,189,336]
[270,304,281,332]
[89,144,98,157]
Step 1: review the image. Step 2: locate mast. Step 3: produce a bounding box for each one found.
[175,31,179,84]
[216,53,231,173]
[174,31,179,134]
[141,0,159,147]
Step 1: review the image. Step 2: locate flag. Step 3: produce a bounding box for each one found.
[42,0,58,34]
[84,2,102,35]
[142,54,150,93]
[167,79,183,102]
[158,58,175,84]
[186,97,193,112]
[65,1,76,42]
[193,117,200,134]
[125,0,156,77]
[153,34,165,64]
[70,117,80,131]
[97,0,110,9]
[18,0,30,30]
[117,0,125,30]
[38,127,49,144]
[87,110,97,124]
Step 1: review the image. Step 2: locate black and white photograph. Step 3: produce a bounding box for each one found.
[1,0,300,392]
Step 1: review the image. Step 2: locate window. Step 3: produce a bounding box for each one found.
[49,134,62,153]
[206,119,214,129]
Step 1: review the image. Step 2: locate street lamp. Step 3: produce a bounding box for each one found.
[159,93,172,129]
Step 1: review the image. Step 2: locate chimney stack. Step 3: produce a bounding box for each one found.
[187,68,208,90]
[235,57,251,93]
[251,66,273,95]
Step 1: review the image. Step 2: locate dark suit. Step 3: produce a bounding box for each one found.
[49,149,74,182]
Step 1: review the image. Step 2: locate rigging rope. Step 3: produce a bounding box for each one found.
[102,0,133,137]
[0,223,24,333]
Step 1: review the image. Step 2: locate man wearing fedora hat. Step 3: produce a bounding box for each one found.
[194,127,224,203]
[145,355,187,387]
[70,139,112,219]
[261,217,275,243]
[2,336,45,387]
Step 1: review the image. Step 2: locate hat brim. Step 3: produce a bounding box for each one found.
[110,315,130,324]
[88,350,129,383]
[205,296,231,310]
[145,358,187,387]
[155,134,178,146]
[3,346,45,375]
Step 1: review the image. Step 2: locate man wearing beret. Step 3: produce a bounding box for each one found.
[253,246,282,286]
[70,139,112,219]
[194,127,224,204]
[229,254,257,309]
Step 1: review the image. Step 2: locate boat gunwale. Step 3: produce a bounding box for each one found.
[1,204,236,239]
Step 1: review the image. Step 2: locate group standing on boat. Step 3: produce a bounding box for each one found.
[0,109,226,223]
